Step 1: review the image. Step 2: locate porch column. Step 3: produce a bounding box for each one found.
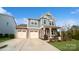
[41,29,43,38]
[58,29,62,40]
[46,29,47,35]
[49,28,52,39]
[59,29,62,36]
[43,28,45,35]
[58,29,61,36]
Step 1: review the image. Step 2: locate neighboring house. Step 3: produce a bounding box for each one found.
[0,13,16,35]
[16,12,61,39]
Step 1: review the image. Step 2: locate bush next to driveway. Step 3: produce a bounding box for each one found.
[0,34,15,43]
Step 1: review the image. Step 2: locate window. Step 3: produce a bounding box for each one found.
[31,22,34,24]
[31,21,37,25]
[49,22,51,25]
[18,29,21,32]
[30,31,33,32]
[23,30,26,32]
[22,29,26,32]
[44,20,46,24]
[35,31,37,32]
[6,22,9,26]
[35,22,37,25]
[52,22,54,25]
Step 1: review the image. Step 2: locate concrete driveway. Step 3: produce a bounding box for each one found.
[0,38,59,51]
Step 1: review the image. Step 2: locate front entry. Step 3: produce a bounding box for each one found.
[29,30,39,39]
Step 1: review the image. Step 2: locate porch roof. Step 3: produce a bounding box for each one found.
[16,26,27,29]
[43,26,61,29]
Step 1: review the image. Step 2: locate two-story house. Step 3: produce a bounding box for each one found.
[26,12,61,39]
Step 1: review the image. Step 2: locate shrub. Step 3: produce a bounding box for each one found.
[73,30,79,40]
[4,34,9,37]
[9,34,15,39]
[61,31,67,41]
[44,35,48,40]
[0,34,15,39]
[0,34,3,38]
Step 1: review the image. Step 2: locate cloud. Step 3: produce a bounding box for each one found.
[64,19,78,26]
[0,7,12,16]
[71,9,79,14]
[15,18,27,25]
[0,7,27,25]
[56,19,79,27]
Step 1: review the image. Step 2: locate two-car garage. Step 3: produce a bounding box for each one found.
[16,27,39,39]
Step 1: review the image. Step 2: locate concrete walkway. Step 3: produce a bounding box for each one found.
[0,38,59,51]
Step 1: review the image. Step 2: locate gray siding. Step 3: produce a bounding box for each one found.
[40,18,55,26]
[27,19,40,28]
[27,13,55,28]
[0,14,16,34]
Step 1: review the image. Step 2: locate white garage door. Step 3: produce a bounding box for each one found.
[16,29,27,39]
[29,30,39,39]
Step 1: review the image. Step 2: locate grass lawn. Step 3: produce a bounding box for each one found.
[49,39,79,51]
[0,38,11,43]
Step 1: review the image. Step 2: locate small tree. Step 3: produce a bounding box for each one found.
[71,25,79,40]
[61,24,73,41]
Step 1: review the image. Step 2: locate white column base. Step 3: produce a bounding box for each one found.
[58,37,62,40]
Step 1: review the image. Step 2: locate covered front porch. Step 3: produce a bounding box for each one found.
[39,26,61,40]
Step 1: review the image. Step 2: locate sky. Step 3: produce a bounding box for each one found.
[0,7,79,27]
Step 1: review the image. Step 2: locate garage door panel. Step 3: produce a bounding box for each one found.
[16,32,27,39]
[29,30,39,39]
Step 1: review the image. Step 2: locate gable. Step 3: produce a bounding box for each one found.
[40,12,55,22]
